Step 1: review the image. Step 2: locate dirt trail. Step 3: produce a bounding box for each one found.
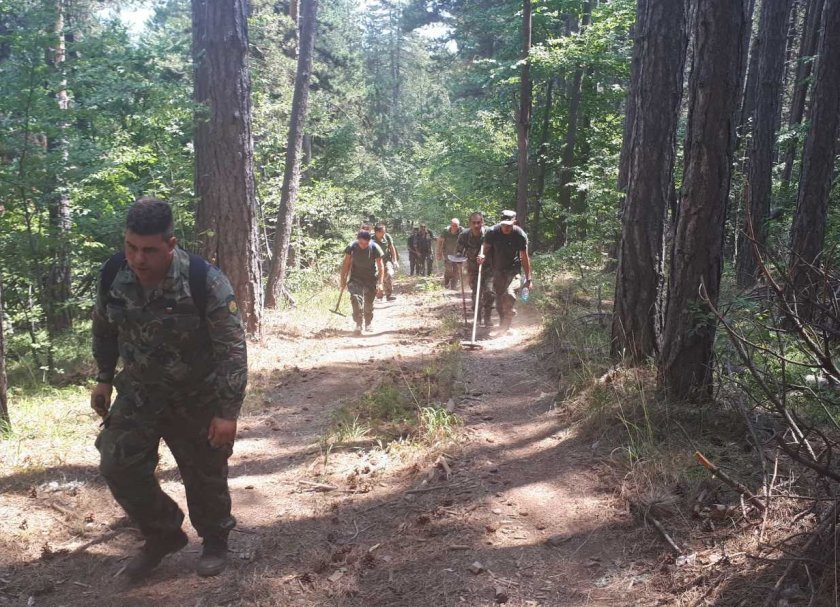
[0,277,663,607]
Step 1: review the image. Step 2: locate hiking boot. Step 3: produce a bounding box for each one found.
[483,315,494,328]
[386,295,397,301]
[499,317,512,333]
[125,528,188,581]
[353,323,362,336]
[364,322,373,333]
[196,536,229,578]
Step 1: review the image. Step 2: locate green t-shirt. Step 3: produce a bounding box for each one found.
[345,240,384,284]
[373,233,394,263]
[440,227,463,256]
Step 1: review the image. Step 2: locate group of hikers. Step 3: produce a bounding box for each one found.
[339,209,533,336]
[89,197,533,583]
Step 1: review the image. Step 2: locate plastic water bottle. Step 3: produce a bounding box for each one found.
[520,287,530,303]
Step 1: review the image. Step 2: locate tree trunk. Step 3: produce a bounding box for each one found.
[739,0,762,130]
[193,0,263,334]
[788,0,840,302]
[781,0,825,184]
[46,0,71,334]
[265,0,318,308]
[610,0,687,362]
[0,268,8,429]
[660,0,747,399]
[515,0,532,228]
[532,78,555,252]
[735,0,793,287]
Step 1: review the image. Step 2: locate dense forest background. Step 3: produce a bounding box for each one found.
[3,0,840,601]
[1,0,839,453]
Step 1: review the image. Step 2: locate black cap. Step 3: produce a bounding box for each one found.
[357,230,372,240]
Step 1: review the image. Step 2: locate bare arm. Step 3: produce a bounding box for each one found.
[340,254,352,288]
[521,249,532,286]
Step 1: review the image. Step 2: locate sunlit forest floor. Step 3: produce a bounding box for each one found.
[0,271,819,606]
[0,273,668,607]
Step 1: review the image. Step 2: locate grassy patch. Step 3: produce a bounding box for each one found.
[323,344,463,450]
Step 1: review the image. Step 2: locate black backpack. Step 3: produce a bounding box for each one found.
[99,251,209,316]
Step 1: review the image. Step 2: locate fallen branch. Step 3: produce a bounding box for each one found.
[646,512,682,555]
[406,482,465,495]
[695,451,766,512]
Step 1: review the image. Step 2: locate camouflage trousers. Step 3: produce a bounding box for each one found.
[492,269,518,324]
[382,261,395,297]
[467,264,494,323]
[96,380,235,540]
[443,260,461,289]
[348,279,376,325]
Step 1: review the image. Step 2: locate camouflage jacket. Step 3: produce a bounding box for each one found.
[92,248,248,420]
[457,227,491,272]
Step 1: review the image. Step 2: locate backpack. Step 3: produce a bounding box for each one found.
[99,251,209,317]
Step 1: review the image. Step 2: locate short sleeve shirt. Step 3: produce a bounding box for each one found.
[373,233,394,263]
[345,240,383,284]
[485,225,528,273]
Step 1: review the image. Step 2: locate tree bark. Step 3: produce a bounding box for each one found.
[532,78,555,252]
[265,0,318,308]
[193,0,263,334]
[610,0,687,361]
[788,0,840,302]
[660,0,747,399]
[46,0,72,334]
[735,0,794,287]
[781,0,825,184]
[0,265,8,428]
[515,0,532,228]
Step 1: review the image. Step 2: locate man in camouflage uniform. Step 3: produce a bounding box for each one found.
[91,198,247,580]
[457,211,494,327]
[416,223,435,276]
[340,228,385,334]
[437,218,464,289]
[373,223,399,301]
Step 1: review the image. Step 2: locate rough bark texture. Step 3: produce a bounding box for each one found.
[617,0,645,194]
[610,0,687,361]
[736,0,793,287]
[782,0,825,184]
[264,0,318,308]
[660,0,747,399]
[532,78,554,252]
[788,0,840,299]
[46,1,71,334]
[0,274,8,428]
[515,0,532,228]
[193,0,263,333]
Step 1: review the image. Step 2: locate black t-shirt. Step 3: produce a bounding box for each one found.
[485,225,527,273]
[345,240,383,284]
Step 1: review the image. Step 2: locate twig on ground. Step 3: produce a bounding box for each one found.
[406,482,466,495]
[695,451,766,513]
[645,512,682,555]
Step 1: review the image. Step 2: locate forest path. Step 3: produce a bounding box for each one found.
[0,275,662,607]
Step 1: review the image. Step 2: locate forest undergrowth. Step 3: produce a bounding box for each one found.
[536,255,840,605]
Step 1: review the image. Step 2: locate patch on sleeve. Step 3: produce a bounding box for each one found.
[227,298,239,315]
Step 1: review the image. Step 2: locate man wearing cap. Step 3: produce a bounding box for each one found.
[437,218,464,289]
[340,230,385,334]
[457,211,494,327]
[416,223,435,276]
[373,223,399,301]
[478,211,532,332]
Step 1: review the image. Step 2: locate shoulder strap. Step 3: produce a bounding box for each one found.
[99,251,126,303]
[187,253,209,317]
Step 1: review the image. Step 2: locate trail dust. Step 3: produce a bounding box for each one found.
[0,275,666,607]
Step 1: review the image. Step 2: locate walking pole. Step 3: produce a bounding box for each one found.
[462,261,483,350]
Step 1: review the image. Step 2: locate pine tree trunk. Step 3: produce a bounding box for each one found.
[0,273,8,428]
[515,0,532,228]
[46,0,71,334]
[661,0,747,399]
[265,0,318,308]
[532,78,555,252]
[193,0,263,334]
[736,0,793,287]
[781,0,825,184]
[611,0,687,361]
[788,0,840,303]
